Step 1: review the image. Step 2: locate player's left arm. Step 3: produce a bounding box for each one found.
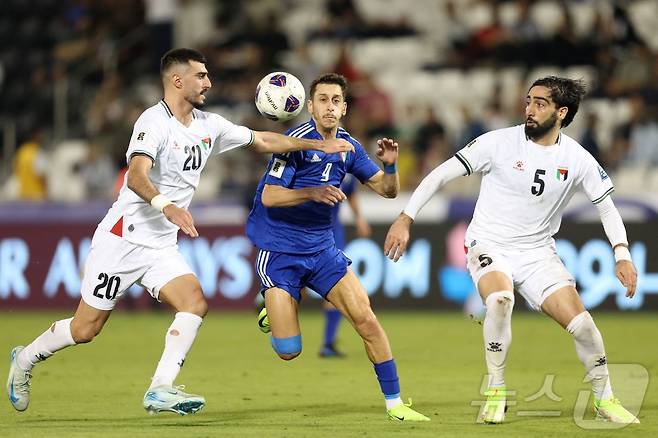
[596,195,637,298]
[251,131,354,155]
[127,155,198,238]
[364,138,399,198]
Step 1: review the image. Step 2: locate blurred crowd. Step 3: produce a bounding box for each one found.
[2,0,657,203]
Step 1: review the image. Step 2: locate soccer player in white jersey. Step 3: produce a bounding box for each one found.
[6,48,353,415]
[385,76,640,425]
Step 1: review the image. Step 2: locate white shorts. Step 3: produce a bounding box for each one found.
[81,229,194,311]
[465,240,575,311]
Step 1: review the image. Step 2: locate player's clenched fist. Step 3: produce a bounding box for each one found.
[163,204,199,237]
[307,185,347,206]
[384,213,413,262]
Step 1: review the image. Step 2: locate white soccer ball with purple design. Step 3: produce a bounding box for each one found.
[255,72,305,122]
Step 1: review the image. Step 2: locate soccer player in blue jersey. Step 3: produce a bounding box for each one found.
[247,73,429,422]
[319,174,371,358]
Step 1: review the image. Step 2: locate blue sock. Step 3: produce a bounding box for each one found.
[323,309,342,347]
[374,359,400,400]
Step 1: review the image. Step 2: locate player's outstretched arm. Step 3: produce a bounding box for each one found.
[262,184,347,207]
[384,156,466,261]
[384,213,413,262]
[365,138,400,198]
[596,196,637,297]
[251,131,354,154]
[127,155,198,237]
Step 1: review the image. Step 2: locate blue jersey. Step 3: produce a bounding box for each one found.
[246,119,379,254]
[332,174,357,249]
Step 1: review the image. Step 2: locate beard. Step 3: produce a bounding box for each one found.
[187,93,206,109]
[525,111,558,140]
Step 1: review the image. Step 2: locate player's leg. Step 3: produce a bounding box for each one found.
[7,229,127,412]
[320,300,344,358]
[325,269,428,421]
[140,272,207,415]
[541,286,639,424]
[253,249,305,360]
[264,287,302,360]
[465,244,514,424]
[7,299,111,412]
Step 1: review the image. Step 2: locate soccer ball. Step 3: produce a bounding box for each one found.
[255,72,305,122]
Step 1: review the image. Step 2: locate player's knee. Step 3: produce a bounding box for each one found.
[485,291,515,316]
[181,289,208,317]
[271,335,302,360]
[71,321,102,344]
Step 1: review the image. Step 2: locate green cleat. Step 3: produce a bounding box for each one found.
[257,307,270,333]
[387,399,430,422]
[480,387,507,424]
[594,397,640,424]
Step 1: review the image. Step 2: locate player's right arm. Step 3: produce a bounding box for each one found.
[251,131,354,155]
[261,184,347,207]
[384,156,466,261]
[126,155,198,237]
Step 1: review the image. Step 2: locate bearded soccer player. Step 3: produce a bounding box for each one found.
[7,48,352,415]
[249,73,429,422]
[385,76,639,425]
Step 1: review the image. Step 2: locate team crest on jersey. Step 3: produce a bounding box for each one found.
[556,166,568,181]
[598,166,609,181]
[201,137,211,150]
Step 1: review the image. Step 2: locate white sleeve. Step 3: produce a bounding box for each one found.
[403,156,466,219]
[454,131,496,175]
[596,195,628,247]
[211,113,254,155]
[126,113,165,164]
[580,154,615,204]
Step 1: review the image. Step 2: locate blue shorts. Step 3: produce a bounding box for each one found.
[255,245,352,301]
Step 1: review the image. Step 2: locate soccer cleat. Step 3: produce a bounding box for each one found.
[7,346,32,412]
[594,397,640,424]
[387,399,430,422]
[319,344,345,358]
[257,307,270,333]
[143,385,205,416]
[480,387,507,424]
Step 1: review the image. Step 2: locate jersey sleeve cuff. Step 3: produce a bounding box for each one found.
[592,187,614,204]
[454,152,472,175]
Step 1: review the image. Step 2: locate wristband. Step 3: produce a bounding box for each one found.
[151,194,173,212]
[614,245,631,262]
[383,163,397,174]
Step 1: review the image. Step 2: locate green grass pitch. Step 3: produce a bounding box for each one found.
[1,310,655,437]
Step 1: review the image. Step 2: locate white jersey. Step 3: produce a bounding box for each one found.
[455,125,614,250]
[98,100,254,248]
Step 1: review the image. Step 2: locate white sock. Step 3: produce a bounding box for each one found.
[566,311,613,401]
[483,291,514,388]
[17,317,76,371]
[385,397,403,410]
[149,312,203,389]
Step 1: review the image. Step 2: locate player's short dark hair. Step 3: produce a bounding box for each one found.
[309,73,348,99]
[160,48,207,75]
[529,76,587,128]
